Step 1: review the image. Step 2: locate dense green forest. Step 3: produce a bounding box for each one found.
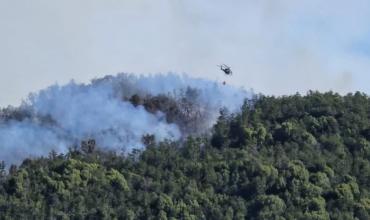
[1,91,370,219]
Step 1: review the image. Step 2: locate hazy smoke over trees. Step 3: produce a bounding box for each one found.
[0,73,249,165]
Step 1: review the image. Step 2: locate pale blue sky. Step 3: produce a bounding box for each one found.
[1,0,370,106]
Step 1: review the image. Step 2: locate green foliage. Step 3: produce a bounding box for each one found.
[1,91,370,219]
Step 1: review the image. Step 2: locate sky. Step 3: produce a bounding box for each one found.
[1,0,370,107]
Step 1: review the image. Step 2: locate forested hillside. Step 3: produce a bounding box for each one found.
[1,91,370,219]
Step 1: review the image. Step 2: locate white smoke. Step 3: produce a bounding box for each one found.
[0,121,67,165]
[0,73,250,165]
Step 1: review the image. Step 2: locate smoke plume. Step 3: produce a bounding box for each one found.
[0,73,249,165]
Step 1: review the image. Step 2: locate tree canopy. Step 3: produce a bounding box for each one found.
[1,91,370,219]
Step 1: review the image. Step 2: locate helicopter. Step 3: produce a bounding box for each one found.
[218,64,232,75]
[218,64,232,85]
